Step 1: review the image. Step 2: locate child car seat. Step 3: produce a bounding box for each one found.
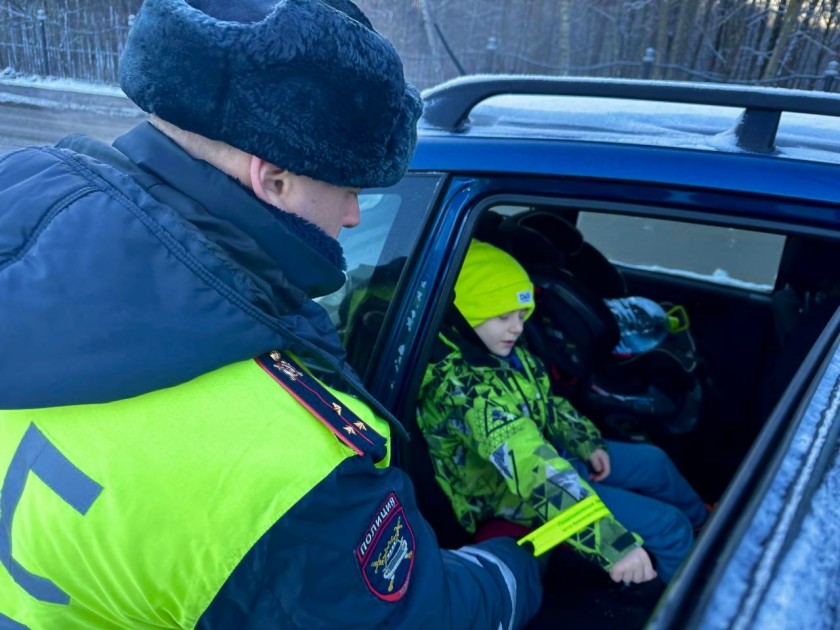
[508,209,627,299]
[484,210,703,438]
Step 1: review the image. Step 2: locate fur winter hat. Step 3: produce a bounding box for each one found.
[454,240,535,327]
[119,0,423,188]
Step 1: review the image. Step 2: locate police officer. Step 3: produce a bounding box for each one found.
[0,1,542,627]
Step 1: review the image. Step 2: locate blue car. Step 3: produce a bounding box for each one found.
[320,75,840,628]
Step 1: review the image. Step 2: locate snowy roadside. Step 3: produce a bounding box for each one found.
[0,70,143,119]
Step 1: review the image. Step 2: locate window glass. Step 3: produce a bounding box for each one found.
[576,213,785,292]
[316,174,443,376]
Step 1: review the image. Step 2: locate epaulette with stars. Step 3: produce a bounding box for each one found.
[255,350,388,462]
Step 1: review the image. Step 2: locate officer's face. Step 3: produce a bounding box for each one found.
[279,172,361,238]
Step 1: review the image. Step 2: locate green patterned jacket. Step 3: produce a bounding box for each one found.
[417,329,641,570]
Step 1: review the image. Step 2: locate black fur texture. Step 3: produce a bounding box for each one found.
[120,0,423,188]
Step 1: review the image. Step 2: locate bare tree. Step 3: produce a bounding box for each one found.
[1,0,837,91]
[763,0,799,78]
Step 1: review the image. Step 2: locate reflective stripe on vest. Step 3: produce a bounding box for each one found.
[0,359,390,629]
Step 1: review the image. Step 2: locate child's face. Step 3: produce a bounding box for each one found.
[473,309,529,357]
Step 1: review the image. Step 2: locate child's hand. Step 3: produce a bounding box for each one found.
[609,547,657,584]
[588,448,611,481]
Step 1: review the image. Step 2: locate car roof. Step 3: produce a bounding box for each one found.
[417,75,840,167]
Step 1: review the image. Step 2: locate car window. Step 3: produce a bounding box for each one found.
[316,174,443,377]
[577,213,785,292]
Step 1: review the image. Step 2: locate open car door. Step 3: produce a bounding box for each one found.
[649,305,840,629]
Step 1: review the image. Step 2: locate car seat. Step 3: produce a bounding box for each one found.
[482,210,703,438]
[506,209,627,299]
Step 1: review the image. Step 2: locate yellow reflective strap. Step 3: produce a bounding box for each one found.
[517,495,612,557]
[667,304,690,333]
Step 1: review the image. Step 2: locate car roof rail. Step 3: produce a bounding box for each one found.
[421,74,840,154]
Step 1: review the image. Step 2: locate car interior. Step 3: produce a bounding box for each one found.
[332,193,840,628]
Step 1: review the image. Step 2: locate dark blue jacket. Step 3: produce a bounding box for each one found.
[0,123,541,628]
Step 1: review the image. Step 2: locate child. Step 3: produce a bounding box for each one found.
[417,239,709,584]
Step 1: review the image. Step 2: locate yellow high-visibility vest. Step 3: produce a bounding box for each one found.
[0,358,390,629]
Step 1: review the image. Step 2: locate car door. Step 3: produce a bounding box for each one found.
[329,167,840,627]
[649,305,840,628]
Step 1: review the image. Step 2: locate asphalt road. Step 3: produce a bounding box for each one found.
[0,83,143,152]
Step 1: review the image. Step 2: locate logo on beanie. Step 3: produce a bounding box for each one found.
[517,290,533,305]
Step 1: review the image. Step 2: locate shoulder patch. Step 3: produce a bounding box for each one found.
[356,492,415,602]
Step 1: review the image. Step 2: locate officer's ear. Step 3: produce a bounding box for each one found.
[249,155,291,208]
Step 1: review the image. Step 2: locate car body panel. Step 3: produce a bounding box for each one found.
[412,138,840,209]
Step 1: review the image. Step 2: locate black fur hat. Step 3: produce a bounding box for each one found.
[119,0,422,188]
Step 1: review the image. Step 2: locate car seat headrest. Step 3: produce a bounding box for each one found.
[496,224,565,270]
[499,210,626,298]
[507,210,584,255]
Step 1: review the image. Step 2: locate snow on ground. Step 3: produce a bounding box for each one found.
[0,69,141,117]
[0,68,125,96]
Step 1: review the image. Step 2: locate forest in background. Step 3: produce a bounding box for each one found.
[0,0,837,91]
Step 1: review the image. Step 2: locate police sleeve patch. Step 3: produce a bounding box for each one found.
[356,492,416,602]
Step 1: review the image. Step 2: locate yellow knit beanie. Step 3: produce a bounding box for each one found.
[454,240,535,327]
